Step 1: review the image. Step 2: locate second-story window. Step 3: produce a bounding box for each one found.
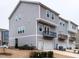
[60,22,62,25]
[39,24,42,31]
[44,27,46,33]
[63,24,65,26]
[52,14,54,19]
[46,10,50,17]
[72,25,76,30]
[39,26,42,31]
[47,27,49,34]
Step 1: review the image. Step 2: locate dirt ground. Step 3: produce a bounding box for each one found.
[53,50,79,58]
[0,48,32,58]
[0,48,78,58]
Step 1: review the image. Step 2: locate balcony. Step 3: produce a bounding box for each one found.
[37,18,57,27]
[58,34,68,40]
[69,35,76,41]
[43,31,57,38]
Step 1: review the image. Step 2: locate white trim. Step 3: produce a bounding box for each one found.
[46,10,50,19]
[36,18,57,27]
[9,34,42,39]
[39,5,41,18]
[36,21,38,48]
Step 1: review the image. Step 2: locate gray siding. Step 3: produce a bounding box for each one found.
[57,18,68,48]
[76,30,79,48]
[36,6,59,50]
[40,6,59,25]
[9,2,39,47]
[58,18,68,34]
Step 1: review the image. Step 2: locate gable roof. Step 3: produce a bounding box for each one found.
[9,0,59,19]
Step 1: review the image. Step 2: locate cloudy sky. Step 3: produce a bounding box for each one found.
[0,0,79,29]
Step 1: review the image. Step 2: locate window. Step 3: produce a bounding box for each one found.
[46,10,50,17]
[18,26,25,34]
[63,24,65,26]
[39,27,42,31]
[39,24,42,31]
[18,27,20,34]
[60,22,62,25]
[47,27,49,34]
[52,14,54,19]
[15,16,21,21]
[72,25,76,30]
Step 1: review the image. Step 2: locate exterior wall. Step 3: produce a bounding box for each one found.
[68,21,78,33]
[9,2,39,47]
[76,30,79,48]
[0,32,2,45]
[67,21,78,49]
[40,6,58,26]
[9,0,78,50]
[58,18,68,35]
[37,6,59,50]
[57,18,68,49]
[37,22,56,50]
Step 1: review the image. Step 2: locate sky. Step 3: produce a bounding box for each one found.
[0,0,79,30]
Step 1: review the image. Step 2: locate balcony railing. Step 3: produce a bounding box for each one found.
[43,31,57,38]
[58,34,68,40]
[69,36,76,41]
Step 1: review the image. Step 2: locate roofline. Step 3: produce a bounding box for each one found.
[70,21,78,26]
[59,17,68,23]
[59,17,78,26]
[39,3,59,16]
[9,0,59,19]
[9,1,21,19]
[0,28,9,31]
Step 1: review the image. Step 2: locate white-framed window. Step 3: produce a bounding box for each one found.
[15,16,21,21]
[39,26,42,32]
[18,26,25,34]
[18,27,21,33]
[46,10,50,18]
[39,23,43,32]
[21,26,25,33]
[72,25,76,30]
[63,23,65,26]
[51,13,54,20]
[60,22,62,25]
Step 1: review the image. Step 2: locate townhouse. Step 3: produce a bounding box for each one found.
[76,30,79,49]
[57,18,78,49]
[9,0,78,50]
[67,21,78,49]
[57,17,68,49]
[0,28,9,46]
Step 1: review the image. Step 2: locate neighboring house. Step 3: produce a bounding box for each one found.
[57,17,68,49]
[75,30,79,49]
[0,28,9,46]
[67,21,78,49]
[9,0,78,50]
[57,18,78,49]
